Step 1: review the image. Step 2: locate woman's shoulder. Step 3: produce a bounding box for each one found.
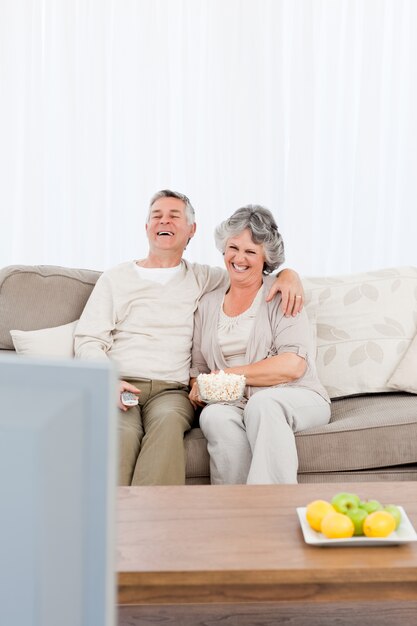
[263,274,276,290]
[198,284,225,310]
[262,275,283,312]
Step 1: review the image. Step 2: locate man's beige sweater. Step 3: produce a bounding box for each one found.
[74,260,226,385]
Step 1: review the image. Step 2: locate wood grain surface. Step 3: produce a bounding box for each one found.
[118,601,417,626]
[117,482,417,613]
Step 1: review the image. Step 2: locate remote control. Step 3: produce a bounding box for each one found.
[121,391,139,407]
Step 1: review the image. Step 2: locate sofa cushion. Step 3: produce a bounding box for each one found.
[186,394,417,481]
[295,393,417,474]
[10,321,78,358]
[298,464,417,483]
[0,265,100,350]
[387,331,417,394]
[303,266,417,398]
[184,427,210,480]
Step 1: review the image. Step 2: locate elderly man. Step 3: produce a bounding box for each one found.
[74,190,304,486]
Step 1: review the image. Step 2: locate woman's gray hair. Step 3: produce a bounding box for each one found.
[148,189,195,225]
[215,205,285,274]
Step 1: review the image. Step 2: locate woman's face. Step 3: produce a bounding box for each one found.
[224,228,266,286]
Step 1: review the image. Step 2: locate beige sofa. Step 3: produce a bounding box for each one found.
[1,264,417,484]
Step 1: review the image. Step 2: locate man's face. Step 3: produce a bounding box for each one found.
[146,197,196,254]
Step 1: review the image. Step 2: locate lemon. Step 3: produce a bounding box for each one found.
[306,500,335,532]
[320,511,355,539]
[363,511,396,538]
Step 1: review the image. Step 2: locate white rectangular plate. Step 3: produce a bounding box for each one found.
[296,506,417,546]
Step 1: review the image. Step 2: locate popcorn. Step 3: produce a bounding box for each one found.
[197,370,246,403]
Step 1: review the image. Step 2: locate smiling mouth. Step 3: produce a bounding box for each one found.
[157,231,174,236]
[231,263,248,272]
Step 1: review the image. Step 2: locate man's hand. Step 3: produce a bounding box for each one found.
[118,380,141,412]
[266,268,304,317]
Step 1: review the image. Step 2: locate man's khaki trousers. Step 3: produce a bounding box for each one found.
[118,378,194,485]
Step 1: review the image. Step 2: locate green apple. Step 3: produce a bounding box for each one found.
[359,499,383,514]
[384,504,402,529]
[346,507,368,536]
[331,492,361,514]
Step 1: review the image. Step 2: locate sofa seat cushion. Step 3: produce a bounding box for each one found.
[184,427,210,480]
[296,392,417,474]
[298,464,417,483]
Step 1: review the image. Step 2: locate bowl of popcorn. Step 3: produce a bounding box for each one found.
[197,370,246,403]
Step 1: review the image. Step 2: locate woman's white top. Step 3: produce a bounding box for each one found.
[218,287,263,367]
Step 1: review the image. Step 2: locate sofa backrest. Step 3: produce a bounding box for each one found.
[0,265,101,351]
[2,264,416,401]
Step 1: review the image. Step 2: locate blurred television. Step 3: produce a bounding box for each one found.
[0,355,118,626]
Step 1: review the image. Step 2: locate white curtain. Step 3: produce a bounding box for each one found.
[1,0,416,275]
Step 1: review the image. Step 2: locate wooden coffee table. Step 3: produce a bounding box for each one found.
[117,482,417,625]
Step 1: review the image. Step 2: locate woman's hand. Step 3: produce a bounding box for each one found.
[118,380,141,412]
[189,380,206,410]
[266,268,304,316]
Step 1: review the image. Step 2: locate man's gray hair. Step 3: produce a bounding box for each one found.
[214,205,285,274]
[148,189,195,225]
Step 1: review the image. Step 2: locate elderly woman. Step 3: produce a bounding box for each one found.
[189,206,330,484]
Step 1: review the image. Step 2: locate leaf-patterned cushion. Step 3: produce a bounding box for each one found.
[387,331,417,394]
[303,266,417,398]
